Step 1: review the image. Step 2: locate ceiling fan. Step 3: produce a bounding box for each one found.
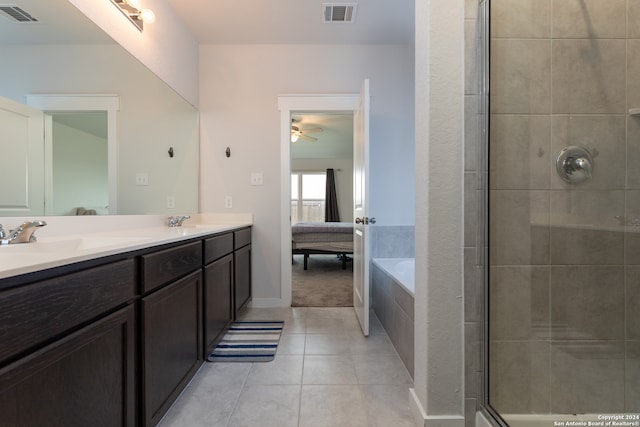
[291,119,323,142]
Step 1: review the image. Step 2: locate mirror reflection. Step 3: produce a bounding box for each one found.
[50,112,109,215]
[0,0,199,216]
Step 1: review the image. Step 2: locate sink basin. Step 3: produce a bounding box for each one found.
[0,236,152,253]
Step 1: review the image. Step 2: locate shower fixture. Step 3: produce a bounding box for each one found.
[555,146,593,184]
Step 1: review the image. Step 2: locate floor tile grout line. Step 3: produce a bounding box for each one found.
[297,332,307,427]
[223,361,253,427]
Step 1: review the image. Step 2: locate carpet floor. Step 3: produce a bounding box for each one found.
[291,254,353,307]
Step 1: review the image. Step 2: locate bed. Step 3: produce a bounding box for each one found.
[291,221,354,270]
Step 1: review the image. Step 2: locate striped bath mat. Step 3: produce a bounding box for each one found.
[208,321,284,362]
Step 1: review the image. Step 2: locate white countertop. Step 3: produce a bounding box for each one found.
[0,213,252,280]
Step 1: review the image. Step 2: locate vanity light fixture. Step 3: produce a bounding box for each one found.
[110,0,155,31]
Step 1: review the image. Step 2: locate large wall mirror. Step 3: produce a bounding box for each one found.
[0,0,199,217]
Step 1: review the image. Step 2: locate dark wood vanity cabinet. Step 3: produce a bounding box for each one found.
[203,233,234,358]
[234,227,252,315]
[0,260,137,427]
[140,241,203,427]
[0,225,251,427]
[141,270,202,427]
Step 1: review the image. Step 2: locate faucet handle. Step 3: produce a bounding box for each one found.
[167,215,191,227]
[0,224,4,239]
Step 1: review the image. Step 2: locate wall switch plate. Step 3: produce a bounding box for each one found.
[225,196,233,209]
[251,172,264,186]
[136,173,149,186]
[167,196,175,209]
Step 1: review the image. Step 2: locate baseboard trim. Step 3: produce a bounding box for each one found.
[409,388,465,427]
[475,410,495,427]
[410,388,428,425]
[249,298,287,308]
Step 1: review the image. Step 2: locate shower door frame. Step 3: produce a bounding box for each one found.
[482,0,638,424]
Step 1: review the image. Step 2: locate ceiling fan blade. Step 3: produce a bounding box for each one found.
[300,134,318,142]
[300,127,323,134]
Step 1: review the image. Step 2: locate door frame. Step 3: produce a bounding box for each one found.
[26,94,119,215]
[278,94,359,306]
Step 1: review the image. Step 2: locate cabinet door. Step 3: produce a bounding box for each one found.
[0,305,136,427]
[204,254,233,357]
[234,244,251,315]
[141,270,202,427]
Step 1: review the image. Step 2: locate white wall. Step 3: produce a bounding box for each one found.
[68,0,200,107]
[412,0,465,425]
[51,120,108,215]
[199,44,414,303]
[0,44,199,215]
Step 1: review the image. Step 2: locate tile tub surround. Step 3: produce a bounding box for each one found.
[371,259,414,379]
[157,307,415,427]
[370,226,415,259]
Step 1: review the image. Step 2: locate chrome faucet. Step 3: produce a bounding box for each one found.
[167,215,190,227]
[0,220,47,244]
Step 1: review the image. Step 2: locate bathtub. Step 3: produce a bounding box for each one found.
[372,258,415,295]
[371,258,415,378]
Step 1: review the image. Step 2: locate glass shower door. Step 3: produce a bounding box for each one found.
[487,1,639,425]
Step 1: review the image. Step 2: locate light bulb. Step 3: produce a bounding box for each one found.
[127,0,141,9]
[291,133,299,143]
[140,8,155,23]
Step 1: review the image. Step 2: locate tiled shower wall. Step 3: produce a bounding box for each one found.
[463,0,485,425]
[488,0,640,415]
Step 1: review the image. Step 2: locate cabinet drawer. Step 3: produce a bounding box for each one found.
[234,227,251,250]
[141,241,202,293]
[204,233,233,265]
[0,259,135,365]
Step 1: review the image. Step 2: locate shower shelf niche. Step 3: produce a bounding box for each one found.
[629,108,640,116]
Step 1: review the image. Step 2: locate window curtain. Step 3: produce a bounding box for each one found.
[325,168,340,222]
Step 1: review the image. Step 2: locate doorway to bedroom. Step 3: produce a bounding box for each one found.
[290,112,354,307]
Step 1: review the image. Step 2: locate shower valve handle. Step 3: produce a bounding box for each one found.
[555,146,594,184]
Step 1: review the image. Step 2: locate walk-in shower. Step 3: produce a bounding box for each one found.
[483,0,640,425]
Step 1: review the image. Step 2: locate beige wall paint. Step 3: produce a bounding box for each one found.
[68,0,199,107]
[198,44,414,303]
[413,0,466,425]
[0,44,199,215]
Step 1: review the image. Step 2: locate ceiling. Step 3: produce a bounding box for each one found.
[290,113,353,160]
[0,0,114,44]
[0,0,414,44]
[0,0,414,46]
[52,112,108,139]
[165,0,415,45]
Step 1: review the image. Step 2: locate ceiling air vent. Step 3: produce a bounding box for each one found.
[323,3,357,24]
[0,5,38,22]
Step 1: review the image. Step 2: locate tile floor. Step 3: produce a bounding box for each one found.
[158,307,415,427]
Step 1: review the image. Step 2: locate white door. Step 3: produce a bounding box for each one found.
[353,79,371,336]
[0,96,44,216]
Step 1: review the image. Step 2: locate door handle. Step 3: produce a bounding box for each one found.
[355,217,376,225]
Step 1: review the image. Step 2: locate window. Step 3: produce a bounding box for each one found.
[291,172,326,223]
